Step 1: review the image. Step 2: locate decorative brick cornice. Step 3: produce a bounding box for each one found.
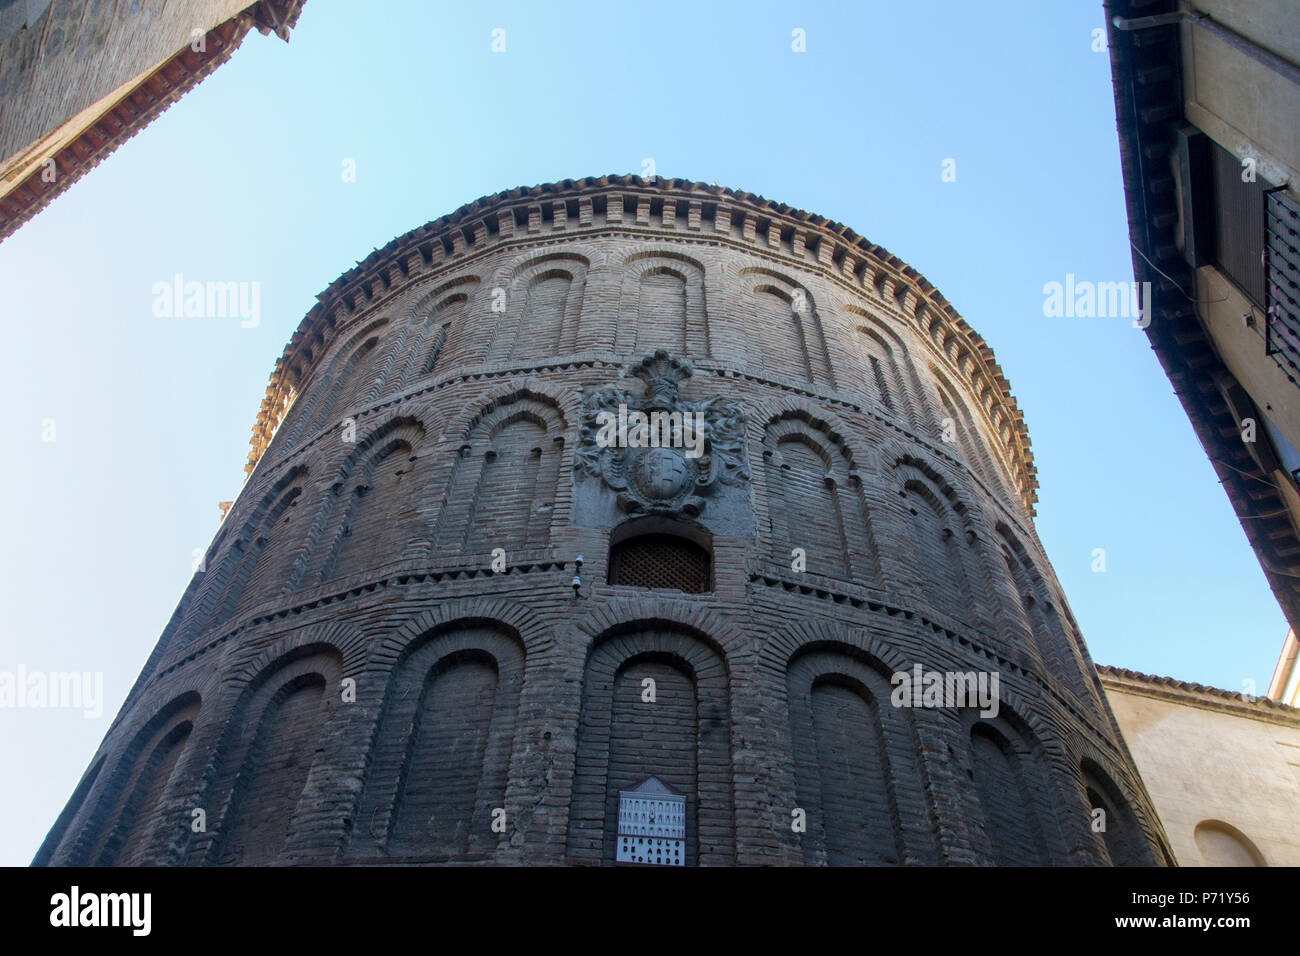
[245,177,1040,513]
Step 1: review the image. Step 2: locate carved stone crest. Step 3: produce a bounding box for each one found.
[575,351,749,516]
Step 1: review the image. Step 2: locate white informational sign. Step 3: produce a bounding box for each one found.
[616,776,686,867]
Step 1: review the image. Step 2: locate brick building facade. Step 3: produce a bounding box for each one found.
[36,176,1173,866]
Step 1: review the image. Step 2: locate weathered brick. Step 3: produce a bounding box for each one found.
[35,178,1169,868]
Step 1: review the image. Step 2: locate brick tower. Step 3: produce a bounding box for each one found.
[37,177,1172,866]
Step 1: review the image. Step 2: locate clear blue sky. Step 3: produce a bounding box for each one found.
[0,0,1287,866]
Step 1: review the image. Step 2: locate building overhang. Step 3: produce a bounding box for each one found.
[1105,0,1300,631]
[0,0,305,244]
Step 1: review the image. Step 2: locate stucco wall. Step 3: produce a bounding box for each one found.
[1103,675,1300,866]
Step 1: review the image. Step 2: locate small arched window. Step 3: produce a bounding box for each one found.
[608,522,712,593]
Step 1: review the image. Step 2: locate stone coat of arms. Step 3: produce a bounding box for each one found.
[575,351,749,516]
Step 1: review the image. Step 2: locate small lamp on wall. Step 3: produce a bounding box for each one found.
[572,554,585,598]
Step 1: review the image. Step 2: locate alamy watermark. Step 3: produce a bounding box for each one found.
[50,886,150,936]
[1042,274,1151,328]
[592,404,704,459]
[151,273,260,328]
[890,665,1000,717]
[0,666,103,718]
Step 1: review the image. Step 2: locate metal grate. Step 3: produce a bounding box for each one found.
[1211,144,1267,307]
[1266,188,1300,384]
[608,534,711,593]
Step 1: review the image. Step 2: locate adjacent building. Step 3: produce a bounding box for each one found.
[1106,0,1300,632]
[1268,627,1299,706]
[0,0,304,242]
[1101,663,1300,865]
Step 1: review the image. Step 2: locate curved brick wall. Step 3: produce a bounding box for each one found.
[37,177,1172,866]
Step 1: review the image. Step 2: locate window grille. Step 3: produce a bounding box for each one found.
[608,533,711,593]
[1265,188,1300,384]
[1210,143,1266,307]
